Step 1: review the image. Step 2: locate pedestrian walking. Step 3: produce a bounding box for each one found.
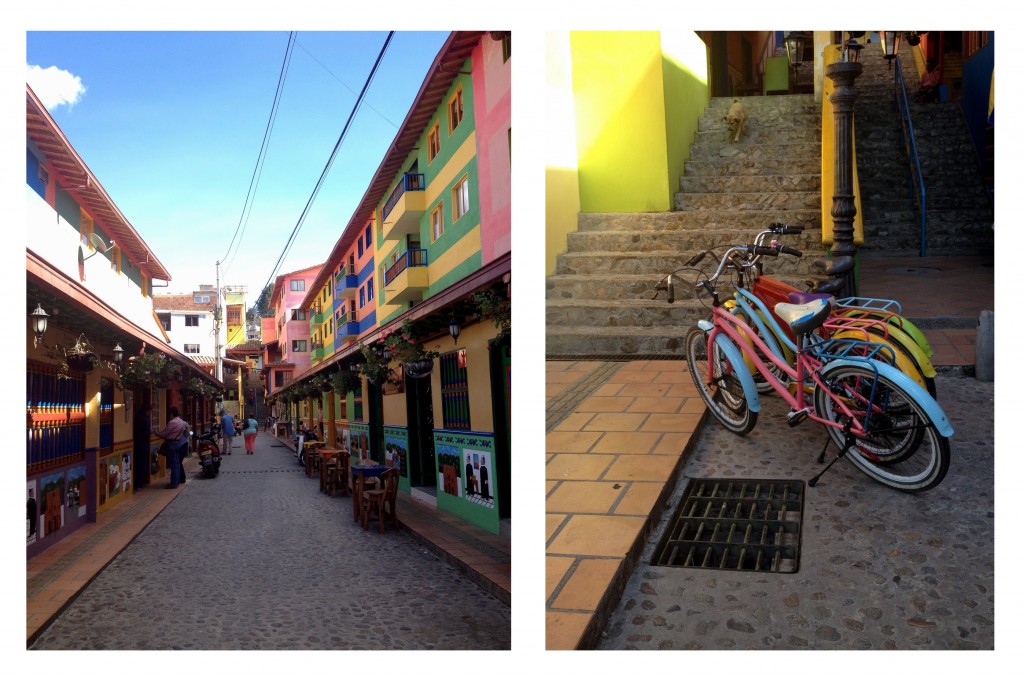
[155,407,190,489]
[220,410,237,455]
[242,415,259,454]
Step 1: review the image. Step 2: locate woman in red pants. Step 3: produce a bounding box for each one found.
[242,415,259,454]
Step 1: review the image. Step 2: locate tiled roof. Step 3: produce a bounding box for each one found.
[153,293,218,312]
[227,339,262,352]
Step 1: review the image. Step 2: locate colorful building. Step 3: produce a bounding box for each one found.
[26,84,222,559]
[274,31,511,535]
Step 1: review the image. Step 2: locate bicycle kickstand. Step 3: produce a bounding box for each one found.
[809,420,856,488]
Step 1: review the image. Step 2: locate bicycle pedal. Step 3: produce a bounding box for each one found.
[787,408,810,427]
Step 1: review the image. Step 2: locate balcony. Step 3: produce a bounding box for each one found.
[381,173,425,241]
[336,314,361,342]
[383,248,428,305]
[335,264,359,299]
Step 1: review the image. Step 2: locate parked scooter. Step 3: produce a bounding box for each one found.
[193,423,222,478]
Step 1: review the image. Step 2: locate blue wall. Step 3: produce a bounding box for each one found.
[961,33,994,164]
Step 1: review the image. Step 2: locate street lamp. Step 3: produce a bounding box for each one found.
[448,315,461,345]
[880,31,902,70]
[783,32,806,72]
[817,33,864,297]
[30,303,49,347]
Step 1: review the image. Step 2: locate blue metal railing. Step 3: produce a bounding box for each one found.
[894,56,928,256]
[381,173,425,222]
[384,248,427,286]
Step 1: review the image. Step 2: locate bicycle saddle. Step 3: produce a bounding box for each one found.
[774,298,832,335]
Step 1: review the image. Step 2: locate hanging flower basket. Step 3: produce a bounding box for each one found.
[359,343,394,385]
[119,351,181,390]
[472,289,511,342]
[310,373,332,394]
[66,351,98,372]
[404,359,434,379]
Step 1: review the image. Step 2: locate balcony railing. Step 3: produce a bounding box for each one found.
[381,173,425,222]
[384,248,427,286]
[334,263,359,298]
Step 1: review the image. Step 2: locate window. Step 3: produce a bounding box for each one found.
[292,340,307,352]
[193,295,210,303]
[431,203,444,242]
[447,86,464,134]
[427,121,440,162]
[185,315,199,327]
[290,279,305,292]
[502,32,511,62]
[367,275,374,302]
[359,287,366,309]
[364,224,372,249]
[440,349,471,430]
[291,309,307,321]
[275,371,286,387]
[453,175,470,221]
[79,211,93,248]
[227,305,241,325]
[158,313,171,331]
[109,244,120,273]
[184,344,200,354]
[358,237,364,257]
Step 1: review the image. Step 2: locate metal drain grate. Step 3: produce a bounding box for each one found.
[652,479,804,573]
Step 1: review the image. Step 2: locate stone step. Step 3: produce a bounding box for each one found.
[565,229,826,256]
[679,174,821,194]
[575,210,822,233]
[674,191,820,212]
[546,272,821,302]
[695,116,820,135]
[687,142,821,163]
[705,94,816,112]
[546,298,711,329]
[546,324,699,357]
[684,155,821,177]
[555,248,825,277]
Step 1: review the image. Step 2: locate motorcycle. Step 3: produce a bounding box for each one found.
[192,423,222,478]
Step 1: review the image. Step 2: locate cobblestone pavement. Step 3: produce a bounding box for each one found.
[30,434,510,650]
[599,375,994,650]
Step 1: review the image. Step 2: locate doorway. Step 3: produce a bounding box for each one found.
[405,372,437,487]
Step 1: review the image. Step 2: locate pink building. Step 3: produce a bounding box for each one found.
[472,33,512,265]
[268,264,323,391]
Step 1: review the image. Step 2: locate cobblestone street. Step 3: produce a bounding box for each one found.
[30,434,510,650]
[599,375,994,650]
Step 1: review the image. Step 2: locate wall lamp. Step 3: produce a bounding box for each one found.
[30,303,49,347]
[449,315,461,345]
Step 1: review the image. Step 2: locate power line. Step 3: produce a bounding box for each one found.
[259,31,395,296]
[222,31,296,275]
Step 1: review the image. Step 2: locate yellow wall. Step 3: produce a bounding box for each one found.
[545,31,709,276]
[429,322,495,433]
[545,32,583,277]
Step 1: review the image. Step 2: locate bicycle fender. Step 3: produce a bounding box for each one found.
[711,333,762,413]
[832,329,929,390]
[820,358,953,437]
[871,324,937,378]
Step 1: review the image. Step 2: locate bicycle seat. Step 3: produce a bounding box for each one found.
[788,291,832,304]
[775,298,832,335]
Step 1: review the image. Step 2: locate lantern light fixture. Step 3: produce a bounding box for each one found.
[449,315,461,345]
[30,303,49,348]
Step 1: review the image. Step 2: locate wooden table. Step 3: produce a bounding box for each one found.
[318,449,347,493]
[303,440,325,477]
[351,463,387,522]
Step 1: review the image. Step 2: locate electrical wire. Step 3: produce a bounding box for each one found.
[259,31,394,297]
[221,31,296,276]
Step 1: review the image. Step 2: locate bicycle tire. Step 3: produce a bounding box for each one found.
[685,327,758,435]
[813,364,950,492]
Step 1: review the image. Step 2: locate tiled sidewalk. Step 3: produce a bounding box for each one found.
[545,360,704,649]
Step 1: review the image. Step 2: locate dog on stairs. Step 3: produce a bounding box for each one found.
[723,99,747,142]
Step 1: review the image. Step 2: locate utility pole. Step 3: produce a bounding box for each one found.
[215,261,223,382]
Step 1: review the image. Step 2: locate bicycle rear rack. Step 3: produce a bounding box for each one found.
[806,337,896,367]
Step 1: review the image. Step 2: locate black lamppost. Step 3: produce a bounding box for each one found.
[816,33,864,297]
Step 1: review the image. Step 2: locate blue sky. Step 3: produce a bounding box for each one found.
[27,30,449,303]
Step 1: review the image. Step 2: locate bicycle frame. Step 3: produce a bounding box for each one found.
[698,302,953,439]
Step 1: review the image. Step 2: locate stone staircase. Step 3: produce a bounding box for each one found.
[854,46,994,256]
[547,94,828,356]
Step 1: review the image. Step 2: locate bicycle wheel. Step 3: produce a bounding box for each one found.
[813,364,950,492]
[685,327,758,435]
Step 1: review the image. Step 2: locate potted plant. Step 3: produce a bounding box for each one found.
[472,289,511,342]
[330,368,361,395]
[359,343,394,385]
[309,373,332,394]
[65,335,99,372]
[120,350,180,390]
[381,320,440,377]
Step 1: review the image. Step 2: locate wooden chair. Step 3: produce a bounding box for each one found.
[352,469,378,523]
[362,468,399,533]
[328,452,350,498]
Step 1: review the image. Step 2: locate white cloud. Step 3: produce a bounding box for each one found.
[26,64,86,110]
